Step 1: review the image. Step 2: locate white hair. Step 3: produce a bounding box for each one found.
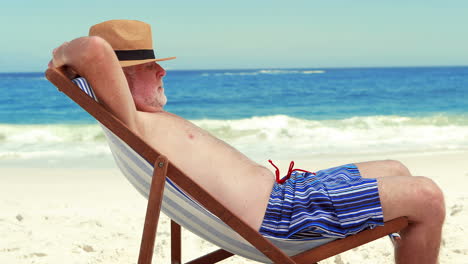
[122,65,138,92]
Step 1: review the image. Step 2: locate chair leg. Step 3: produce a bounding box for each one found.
[138,156,169,264]
[171,220,182,264]
[171,219,234,264]
[137,156,235,264]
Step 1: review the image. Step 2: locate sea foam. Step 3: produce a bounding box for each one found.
[193,114,468,159]
[1,114,467,164]
[201,69,325,77]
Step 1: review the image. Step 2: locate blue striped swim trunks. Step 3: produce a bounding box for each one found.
[259,164,384,239]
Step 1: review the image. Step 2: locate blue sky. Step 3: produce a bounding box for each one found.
[1,0,467,71]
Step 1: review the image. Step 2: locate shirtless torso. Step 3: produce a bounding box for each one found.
[136,111,275,230]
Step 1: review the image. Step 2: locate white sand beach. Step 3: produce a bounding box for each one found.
[1,150,467,263]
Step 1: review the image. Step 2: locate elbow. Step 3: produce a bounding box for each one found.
[79,36,114,67]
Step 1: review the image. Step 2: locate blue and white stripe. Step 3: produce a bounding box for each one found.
[72,77,98,101]
[71,77,338,263]
[259,165,384,239]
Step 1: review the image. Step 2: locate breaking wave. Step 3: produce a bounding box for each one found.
[201,69,325,77]
[2,114,467,164]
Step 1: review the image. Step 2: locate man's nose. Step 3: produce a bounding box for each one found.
[156,68,166,79]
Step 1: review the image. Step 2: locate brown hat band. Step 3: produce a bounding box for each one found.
[115,49,155,61]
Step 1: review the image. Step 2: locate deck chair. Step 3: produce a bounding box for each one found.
[45,67,408,264]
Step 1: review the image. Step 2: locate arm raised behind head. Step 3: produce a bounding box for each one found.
[49,36,138,131]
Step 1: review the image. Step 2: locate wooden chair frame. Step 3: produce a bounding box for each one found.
[46,67,408,264]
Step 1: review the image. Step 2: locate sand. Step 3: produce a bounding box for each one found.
[1,151,467,263]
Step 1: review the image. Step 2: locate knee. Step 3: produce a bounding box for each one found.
[413,176,446,223]
[385,159,412,177]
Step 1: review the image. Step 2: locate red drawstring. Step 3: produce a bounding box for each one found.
[268,160,315,184]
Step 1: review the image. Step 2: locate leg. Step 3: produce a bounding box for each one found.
[377,176,445,264]
[355,160,412,178]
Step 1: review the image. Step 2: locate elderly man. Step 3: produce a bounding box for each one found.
[49,20,445,264]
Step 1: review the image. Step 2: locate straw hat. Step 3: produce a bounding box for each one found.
[89,19,175,67]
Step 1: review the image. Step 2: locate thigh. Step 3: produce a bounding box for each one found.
[355,160,411,179]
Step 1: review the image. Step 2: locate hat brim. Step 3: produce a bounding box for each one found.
[120,56,176,67]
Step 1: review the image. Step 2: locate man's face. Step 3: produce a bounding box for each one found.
[132,62,167,108]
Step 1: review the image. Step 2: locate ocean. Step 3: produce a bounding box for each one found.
[0,67,467,168]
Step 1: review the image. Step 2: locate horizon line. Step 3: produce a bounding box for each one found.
[1,64,468,74]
